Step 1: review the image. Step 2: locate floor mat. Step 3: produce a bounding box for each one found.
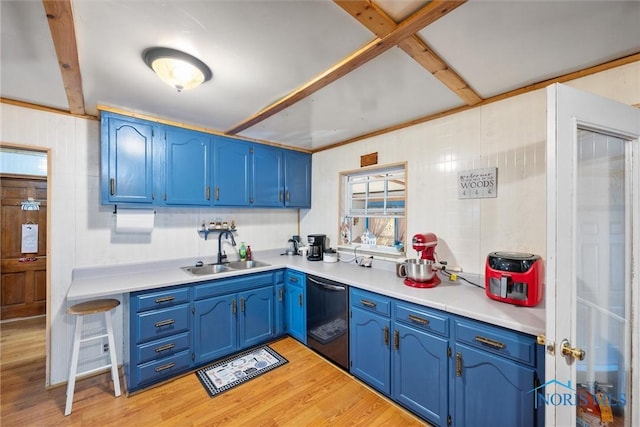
[195,345,288,397]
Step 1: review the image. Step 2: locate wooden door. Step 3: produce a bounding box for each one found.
[1,176,47,320]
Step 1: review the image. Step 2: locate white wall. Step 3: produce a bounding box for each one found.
[301,62,640,274]
[0,107,299,385]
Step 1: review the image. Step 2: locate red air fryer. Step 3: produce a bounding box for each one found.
[485,252,544,307]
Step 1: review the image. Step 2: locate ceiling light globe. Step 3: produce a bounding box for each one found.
[143,47,212,92]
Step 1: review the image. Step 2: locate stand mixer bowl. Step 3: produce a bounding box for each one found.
[401,259,436,282]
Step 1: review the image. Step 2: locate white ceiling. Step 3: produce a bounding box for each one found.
[2,0,639,152]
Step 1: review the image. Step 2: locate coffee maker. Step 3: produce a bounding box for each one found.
[307,234,326,261]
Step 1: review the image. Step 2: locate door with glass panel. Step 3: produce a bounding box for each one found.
[545,83,639,426]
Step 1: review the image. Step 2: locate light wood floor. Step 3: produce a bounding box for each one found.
[1,317,428,426]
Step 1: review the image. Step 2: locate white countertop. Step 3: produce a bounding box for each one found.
[68,251,545,336]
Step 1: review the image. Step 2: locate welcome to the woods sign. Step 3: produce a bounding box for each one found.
[457,167,497,199]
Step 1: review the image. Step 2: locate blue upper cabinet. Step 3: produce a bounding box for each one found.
[284,150,311,208]
[101,111,311,208]
[164,127,212,206]
[101,112,157,204]
[212,136,251,206]
[252,144,284,207]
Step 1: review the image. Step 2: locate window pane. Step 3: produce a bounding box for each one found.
[341,164,407,252]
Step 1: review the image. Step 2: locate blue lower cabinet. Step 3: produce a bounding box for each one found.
[133,350,193,387]
[238,286,275,348]
[193,294,237,364]
[453,343,536,427]
[136,332,191,364]
[127,287,193,392]
[451,317,542,427]
[284,270,306,344]
[127,272,280,392]
[349,305,391,395]
[392,323,448,426]
[274,283,286,336]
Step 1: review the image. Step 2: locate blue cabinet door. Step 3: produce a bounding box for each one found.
[350,306,391,395]
[101,113,156,204]
[393,323,449,426]
[284,271,306,344]
[453,343,536,427]
[164,128,211,206]
[238,286,275,349]
[213,136,251,206]
[252,144,283,207]
[274,283,286,336]
[285,283,306,344]
[193,294,237,364]
[284,151,311,208]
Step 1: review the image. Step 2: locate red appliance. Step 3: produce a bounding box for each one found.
[485,252,544,307]
[404,233,441,288]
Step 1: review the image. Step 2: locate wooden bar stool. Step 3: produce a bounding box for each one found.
[65,298,122,416]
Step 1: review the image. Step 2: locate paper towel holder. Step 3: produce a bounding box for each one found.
[112,205,156,215]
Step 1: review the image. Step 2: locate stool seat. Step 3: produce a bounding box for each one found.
[68,299,120,315]
[65,298,121,416]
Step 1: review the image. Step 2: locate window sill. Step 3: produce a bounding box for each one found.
[337,244,406,262]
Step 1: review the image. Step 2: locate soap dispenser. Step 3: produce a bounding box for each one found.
[239,242,247,261]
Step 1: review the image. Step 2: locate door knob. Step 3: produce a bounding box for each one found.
[560,339,585,361]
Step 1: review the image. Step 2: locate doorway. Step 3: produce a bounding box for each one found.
[0,146,48,321]
[545,84,639,426]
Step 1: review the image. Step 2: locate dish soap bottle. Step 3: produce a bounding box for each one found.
[239,242,247,261]
[246,245,252,261]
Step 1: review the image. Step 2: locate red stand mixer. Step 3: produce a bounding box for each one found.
[401,233,441,288]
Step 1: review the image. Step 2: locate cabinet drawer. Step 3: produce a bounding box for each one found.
[134,350,192,386]
[193,273,274,300]
[351,288,390,317]
[136,332,191,364]
[454,319,536,366]
[285,270,305,287]
[136,305,190,344]
[394,302,449,337]
[133,287,190,312]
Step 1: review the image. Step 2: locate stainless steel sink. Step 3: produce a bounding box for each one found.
[226,260,271,270]
[181,264,231,276]
[181,260,270,276]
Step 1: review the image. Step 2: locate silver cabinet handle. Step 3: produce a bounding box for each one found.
[155,362,175,372]
[155,343,175,353]
[475,335,506,349]
[154,319,175,328]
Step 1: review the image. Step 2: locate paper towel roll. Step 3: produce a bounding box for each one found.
[115,208,155,233]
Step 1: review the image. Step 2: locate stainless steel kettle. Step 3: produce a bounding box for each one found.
[286,238,298,255]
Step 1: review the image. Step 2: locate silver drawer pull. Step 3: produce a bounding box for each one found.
[155,343,176,353]
[155,296,175,304]
[155,319,175,328]
[361,299,377,308]
[155,362,176,372]
[408,314,430,325]
[475,335,506,349]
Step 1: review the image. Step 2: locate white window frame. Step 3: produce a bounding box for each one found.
[338,162,407,259]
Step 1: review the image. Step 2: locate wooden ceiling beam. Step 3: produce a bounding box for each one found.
[42,0,85,115]
[226,0,465,135]
[336,0,481,105]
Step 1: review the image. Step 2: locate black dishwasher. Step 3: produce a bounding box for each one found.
[306,275,349,370]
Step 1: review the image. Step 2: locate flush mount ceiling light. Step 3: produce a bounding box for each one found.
[143,47,212,92]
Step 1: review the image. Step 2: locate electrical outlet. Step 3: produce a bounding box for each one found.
[103,343,109,352]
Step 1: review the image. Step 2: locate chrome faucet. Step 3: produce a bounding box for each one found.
[217,231,236,264]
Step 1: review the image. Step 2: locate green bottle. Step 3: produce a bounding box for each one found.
[239,242,247,261]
